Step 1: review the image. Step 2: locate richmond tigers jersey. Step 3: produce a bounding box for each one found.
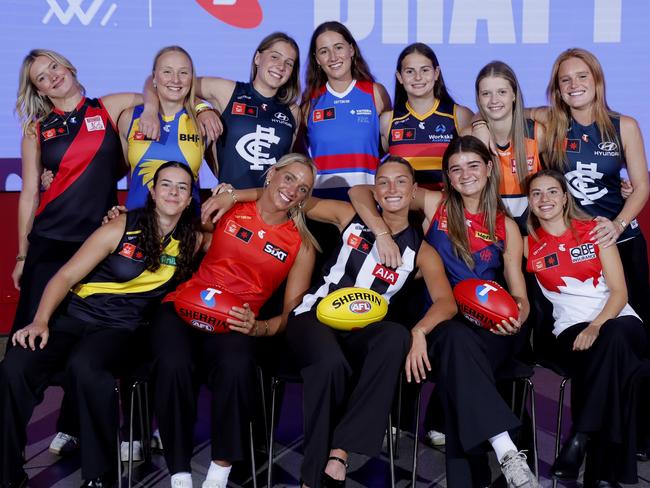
[34,97,121,241]
[166,201,302,315]
[564,116,639,242]
[66,209,180,330]
[294,215,421,315]
[425,203,506,287]
[307,80,380,200]
[388,98,460,189]
[527,219,638,336]
[217,82,295,189]
[126,105,203,209]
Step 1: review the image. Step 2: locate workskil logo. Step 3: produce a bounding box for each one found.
[195,0,262,28]
[43,0,117,26]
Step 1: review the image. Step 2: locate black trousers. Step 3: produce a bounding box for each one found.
[0,315,131,482]
[618,235,650,332]
[285,311,410,488]
[555,315,648,484]
[426,319,521,488]
[151,303,258,474]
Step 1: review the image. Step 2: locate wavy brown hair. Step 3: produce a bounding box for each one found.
[250,32,301,105]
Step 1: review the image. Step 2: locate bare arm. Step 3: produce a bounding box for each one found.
[379,110,392,152]
[373,82,392,115]
[101,92,143,129]
[455,104,475,132]
[303,197,355,231]
[500,217,529,329]
[197,76,236,113]
[525,106,550,125]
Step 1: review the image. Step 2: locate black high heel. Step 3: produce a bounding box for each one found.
[322,456,348,487]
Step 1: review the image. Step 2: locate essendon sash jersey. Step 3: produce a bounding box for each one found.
[66,209,180,330]
[294,215,421,314]
[307,80,380,200]
[527,219,638,336]
[388,98,459,189]
[218,82,295,189]
[425,203,506,287]
[166,201,302,315]
[34,97,121,241]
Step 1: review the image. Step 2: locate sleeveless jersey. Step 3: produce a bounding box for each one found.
[563,116,639,241]
[126,105,203,209]
[388,98,459,189]
[425,203,506,287]
[66,209,181,330]
[294,215,421,314]
[307,80,380,200]
[527,219,638,336]
[34,97,121,241]
[218,82,295,189]
[166,201,302,315]
[496,119,542,233]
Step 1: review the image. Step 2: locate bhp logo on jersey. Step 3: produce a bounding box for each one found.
[195,0,262,29]
[475,282,498,303]
[200,287,223,307]
[43,0,117,26]
[264,242,288,262]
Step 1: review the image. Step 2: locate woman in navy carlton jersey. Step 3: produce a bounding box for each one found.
[382,43,473,190]
[0,162,199,487]
[525,170,648,487]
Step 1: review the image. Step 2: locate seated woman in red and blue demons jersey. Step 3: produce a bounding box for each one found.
[0,162,199,487]
[350,137,538,488]
[525,169,648,487]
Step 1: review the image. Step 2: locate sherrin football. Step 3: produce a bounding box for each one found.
[316,287,388,331]
[453,278,519,331]
[173,284,243,334]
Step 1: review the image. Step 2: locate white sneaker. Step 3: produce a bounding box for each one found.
[151,428,164,451]
[425,429,446,446]
[48,432,79,455]
[500,450,540,488]
[171,474,193,488]
[120,440,143,462]
[201,480,226,488]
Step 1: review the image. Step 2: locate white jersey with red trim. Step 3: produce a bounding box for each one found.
[527,219,638,336]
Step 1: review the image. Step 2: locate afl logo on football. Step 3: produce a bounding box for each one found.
[475,282,498,303]
[200,287,222,307]
[598,142,618,151]
[349,301,372,314]
[191,319,215,332]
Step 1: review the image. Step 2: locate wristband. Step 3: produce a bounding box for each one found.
[264,320,270,336]
[616,218,627,231]
[16,255,26,262]
[471,119,487,127]
[226,188,238,203]
[195,102,211,112]
[375,230,390,238]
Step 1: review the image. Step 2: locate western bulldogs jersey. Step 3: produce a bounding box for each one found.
[425,203,506,287]
[34,97,121,241]
[166,201,302,315]
[564,116,639,241]
[307,80,380,200]
[126,105,203,209]
[66,209,180,330]
[218,82,295,189]
[497,119,542,233]
[294,215,421,314]
[527,219,638,336]
[388,98,459,189]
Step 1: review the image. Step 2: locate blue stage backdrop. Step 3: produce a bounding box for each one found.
[1,0,648,190]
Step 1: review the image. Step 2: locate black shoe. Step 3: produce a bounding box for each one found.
[551,432,589,480]
[322,456,347,488]
[584,481,622,488]
[80,475,116,487]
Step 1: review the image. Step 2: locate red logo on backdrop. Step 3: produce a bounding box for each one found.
[372,263,398,285]
[195,0,263,29]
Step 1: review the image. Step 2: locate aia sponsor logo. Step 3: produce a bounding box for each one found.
[372,263,398,285]
[195,0,262,29]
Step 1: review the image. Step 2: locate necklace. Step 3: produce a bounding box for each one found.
[60,108,77,126]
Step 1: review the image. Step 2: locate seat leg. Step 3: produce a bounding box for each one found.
[128,383,136,488]
[267,379,279,488]
[395,376,402,460]
[524,378,538,479]
[257,368,269,454]
[249,421,258,488]
[411,386,422,487]
[115,384,123,488]
[388,413,395,488]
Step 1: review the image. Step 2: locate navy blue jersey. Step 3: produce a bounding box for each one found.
[217,82,295,189]
[564,117,639,241]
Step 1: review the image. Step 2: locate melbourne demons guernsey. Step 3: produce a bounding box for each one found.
[426,203,506,287]
[66,209,181,330]
[218,82,295,189]
[294,215,421,315]
[126,105,203,209]
[388,98,459,189]
[307,80,380,200]
[496,119,542,233]
[564,116,639,242]
[527,219,638,336]
[34,97,121,241]
[167,201,301,315]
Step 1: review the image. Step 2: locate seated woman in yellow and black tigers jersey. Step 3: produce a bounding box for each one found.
[0,162,199,488]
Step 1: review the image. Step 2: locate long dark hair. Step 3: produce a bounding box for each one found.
[301,21,375,112]
[393,43,455,111]
[139,161,197,282]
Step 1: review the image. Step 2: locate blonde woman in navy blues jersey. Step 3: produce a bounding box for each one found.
[0,162,199,487]
[525,169,647,487]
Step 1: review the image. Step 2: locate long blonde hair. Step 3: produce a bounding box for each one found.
[250,32,301,106]
[442,136,508,268]
[545,48,619,170]
[152,46,199,136]
[15,49,83,135]
[266,153,321,252]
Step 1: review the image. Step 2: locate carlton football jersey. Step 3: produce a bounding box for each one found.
[527,219,638,336]
[307,80,380,200]
[294,215,421,314]
[563,116,639,242]
[126,105,203,209]
[388,98,460,189]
